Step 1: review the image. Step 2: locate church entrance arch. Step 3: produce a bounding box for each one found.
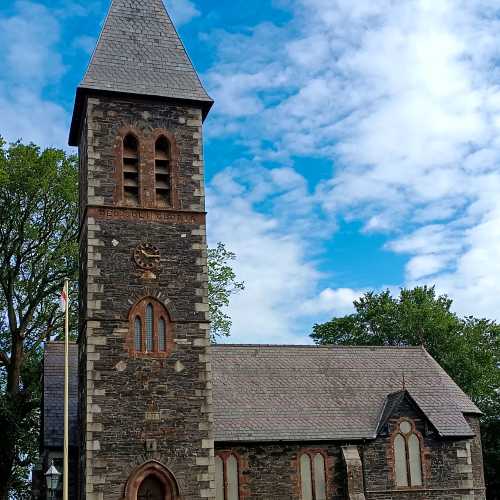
[124,461,180,500]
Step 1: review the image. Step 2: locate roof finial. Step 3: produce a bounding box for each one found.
[402,371,406,391]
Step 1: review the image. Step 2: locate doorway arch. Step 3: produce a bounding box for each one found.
[124,461,180,500]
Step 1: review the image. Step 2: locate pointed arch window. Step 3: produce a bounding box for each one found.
[155,136,171,207]
[393,419,423,487]
[123,133,140,205]
[299,451,327,500]
[134,317,142,351]
[215,453,240,500]
[128,298,173,357]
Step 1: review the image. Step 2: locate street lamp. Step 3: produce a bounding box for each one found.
[45,460,61,499]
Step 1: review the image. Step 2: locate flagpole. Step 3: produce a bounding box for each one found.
[63,278,69,500]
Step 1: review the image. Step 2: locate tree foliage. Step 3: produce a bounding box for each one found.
[311,286,500,499]
[0,138,79,499]
[208,242,245,340]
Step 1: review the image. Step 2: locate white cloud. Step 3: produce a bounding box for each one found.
[0,1,69,147]
[205,0,500,322]
[164,0,200,27]
[300,288,361,316]
[207,163,340,343]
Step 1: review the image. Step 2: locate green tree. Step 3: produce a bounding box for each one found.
[0,138,79,500]
[311,286,500,499]
[208,242,245,340]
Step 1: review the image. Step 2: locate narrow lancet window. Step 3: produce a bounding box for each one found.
[158,318,166,352]
[299,452,327,500]
[146,304,154,352]
[134,317,142,352]
[123,134,140,205]
[215,454,240,500]
[155,136,171,207]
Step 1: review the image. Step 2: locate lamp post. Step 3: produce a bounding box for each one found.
[45,461,61,500]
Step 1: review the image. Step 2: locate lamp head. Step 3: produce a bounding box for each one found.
[45,460,61,491]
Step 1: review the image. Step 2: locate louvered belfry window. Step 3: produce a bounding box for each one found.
[123,133,140,205]
[299,452,327,500]
[215,454,239,500]
[155,136,171,207]
[393,420,423,487]
[129,298,172,356]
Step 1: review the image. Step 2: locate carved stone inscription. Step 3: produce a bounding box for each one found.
[88,206,205,225]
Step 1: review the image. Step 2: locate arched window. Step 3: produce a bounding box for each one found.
[134,317,142,352]
[215,453,239,500]
[128,298,172,356]
[158,317,166,352]
[123,133,140,205]
[146,304,154,352]
[299,452,327,500]
[155,136,171,207]
[393,420,423,487]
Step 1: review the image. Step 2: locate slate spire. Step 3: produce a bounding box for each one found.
[69,0,212,145]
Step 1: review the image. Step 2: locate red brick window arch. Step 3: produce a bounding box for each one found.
[215,453,239,500]
[154,135,172,207]
[122,133,140,205]
[128,298,173,357]
[299,451,327,500]
[393,419,423,487]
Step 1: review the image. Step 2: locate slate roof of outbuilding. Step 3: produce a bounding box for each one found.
[80,0,212,103]
[211,345,480,442]
[43,342,78,448]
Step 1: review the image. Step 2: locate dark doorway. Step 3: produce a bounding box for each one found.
[138,475,166,500]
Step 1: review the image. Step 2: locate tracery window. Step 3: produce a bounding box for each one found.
[299,452,327,500]
[122,133,140,205]
[129,298,171,356]
[393,419,423,487]
[215,453,239,500]
[155,136,171,207]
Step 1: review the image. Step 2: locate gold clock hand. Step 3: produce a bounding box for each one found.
[141,249,159,258]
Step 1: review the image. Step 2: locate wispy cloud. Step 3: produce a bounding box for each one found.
[205,0,500,323]
[0,1,69,146]
[164,0,200,27]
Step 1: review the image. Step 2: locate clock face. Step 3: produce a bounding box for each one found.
[134,243,161,270]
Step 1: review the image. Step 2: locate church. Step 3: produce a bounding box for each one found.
[35,1,486,499]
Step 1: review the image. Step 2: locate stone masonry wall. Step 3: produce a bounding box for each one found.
[215,417,485,500]
[78,94,214,500]
[362,398,486,500]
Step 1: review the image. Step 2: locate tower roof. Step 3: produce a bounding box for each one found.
[69,0,213,145]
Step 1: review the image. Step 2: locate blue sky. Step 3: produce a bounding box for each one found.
[1,0,500,344]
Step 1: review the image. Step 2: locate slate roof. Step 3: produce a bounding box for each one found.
[69,0,212,145]
[44,343,480,448]
[43,342,79,448]
[211,345,480,442]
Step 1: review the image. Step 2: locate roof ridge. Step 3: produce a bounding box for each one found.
[213,344,424,349]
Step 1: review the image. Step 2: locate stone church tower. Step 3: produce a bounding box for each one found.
[69,0,214,498]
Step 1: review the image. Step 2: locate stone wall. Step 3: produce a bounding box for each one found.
[362,398,485,500]
[214,415,486,499]
[78,93,214,500]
